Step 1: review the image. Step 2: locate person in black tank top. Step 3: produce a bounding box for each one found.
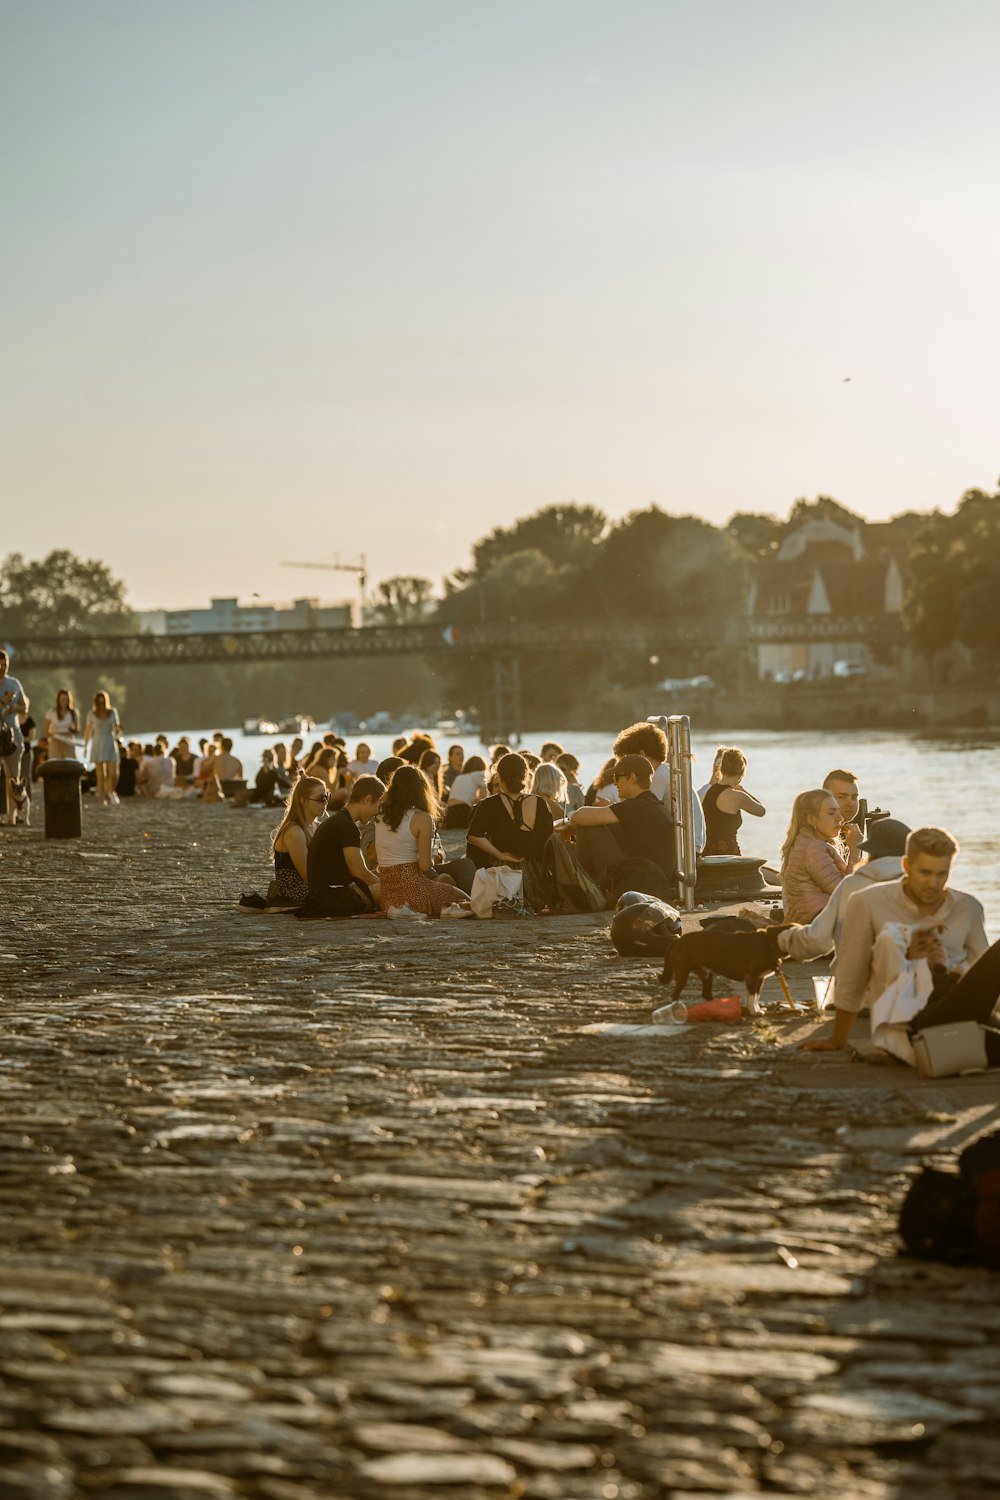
[701,747,765,855]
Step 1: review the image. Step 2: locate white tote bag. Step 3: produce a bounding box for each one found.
[470,865,523,919]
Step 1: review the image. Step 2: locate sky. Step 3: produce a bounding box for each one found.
[2,0,998,612]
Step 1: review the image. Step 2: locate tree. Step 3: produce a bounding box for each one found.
[726,511,784,560]
[370,576,434,625]
[0,550,135,638]
[904,488,1000,658]
[463,504,607,582]
[584,507,746,620]
[787,495,866,532]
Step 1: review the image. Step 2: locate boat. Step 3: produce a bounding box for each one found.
[242,717,280,736]
[277,714,315,736]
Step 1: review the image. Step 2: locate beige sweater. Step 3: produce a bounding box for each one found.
[782,832,847,923]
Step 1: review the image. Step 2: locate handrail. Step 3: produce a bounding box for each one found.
[650,714,698,912]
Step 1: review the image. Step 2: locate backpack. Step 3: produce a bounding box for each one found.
[898,1126,1000,1268]
[543,837,609,913]
[609,855,673,903]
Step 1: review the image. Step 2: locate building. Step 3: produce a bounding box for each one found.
[137,596,357,635]
[748,517,910,680]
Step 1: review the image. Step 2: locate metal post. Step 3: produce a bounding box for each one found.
[491,657,522,745]
[649,713,698,911]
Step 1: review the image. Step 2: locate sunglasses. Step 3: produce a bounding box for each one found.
[306,793,329,804]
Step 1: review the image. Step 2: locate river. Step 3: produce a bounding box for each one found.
[138,723,1000,913]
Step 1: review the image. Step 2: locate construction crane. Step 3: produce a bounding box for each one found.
[281,555,368,620]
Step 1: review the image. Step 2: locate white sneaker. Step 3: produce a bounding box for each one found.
[387,904,428,922]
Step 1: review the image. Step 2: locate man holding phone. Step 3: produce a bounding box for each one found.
[800,825,989,1052]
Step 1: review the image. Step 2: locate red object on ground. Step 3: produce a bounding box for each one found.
[684,995,743,1023]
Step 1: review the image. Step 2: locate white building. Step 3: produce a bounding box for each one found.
[137,596,357,635]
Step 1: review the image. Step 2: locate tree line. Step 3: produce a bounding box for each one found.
[1,483,997,729]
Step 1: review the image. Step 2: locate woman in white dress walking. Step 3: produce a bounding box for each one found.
[84,690,121,806]
[45,688,79,760]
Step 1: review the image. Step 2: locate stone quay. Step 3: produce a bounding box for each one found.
[1,800,998,1499]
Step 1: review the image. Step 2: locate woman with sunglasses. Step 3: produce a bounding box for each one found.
[270,775,328,904]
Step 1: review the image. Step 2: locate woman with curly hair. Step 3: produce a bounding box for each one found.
[374,765,468,916]
[270,775,329,905]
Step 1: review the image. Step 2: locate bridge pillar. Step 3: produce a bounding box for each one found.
[484,657,522,745]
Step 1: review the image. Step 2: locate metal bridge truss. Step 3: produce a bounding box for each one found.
[5,612,904,671]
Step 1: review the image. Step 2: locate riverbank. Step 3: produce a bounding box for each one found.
[577,685,1000,734]
[2,801,999,1498]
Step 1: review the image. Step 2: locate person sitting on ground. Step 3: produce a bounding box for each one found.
[270,776,329,905]
[307,774,384,908]
[557,752,585,813]
[540,740,564,764]
[117,740,141,798]
[213,736,244,783]
[824,768,864,872]
[531,761,569,821]
[197,742,220,800]
[391,735,408,755]
[304,747,341,796]
[701,746,765,855]
[567,753,676,893]
[249,749,286,807]
[399,732,436,767]
[270,742,291,785]
[374,765,468,916]
[781,788,848,923]
[781,818,912,962]
[585,756,619,806]
[799,826,990,1055]
[360,758,405,866]
[521,750,540,773]
[171,736,197,787]
[697,745,728,801]
[613,720,706,853]
[419,748,444,800]
[442,754,487,829]
[467,751,553,908]
[443,744,464,788]
[348,742,376,778]
[136,743,171,797]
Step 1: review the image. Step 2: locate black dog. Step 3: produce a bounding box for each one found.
[660,923,796,1013]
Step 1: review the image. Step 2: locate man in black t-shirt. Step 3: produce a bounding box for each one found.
[566,753,676,889]
[306,775,384,904]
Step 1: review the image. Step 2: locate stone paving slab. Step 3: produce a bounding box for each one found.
[1,801,999,1498]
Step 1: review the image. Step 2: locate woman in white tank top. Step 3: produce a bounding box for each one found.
[374,766,469,916]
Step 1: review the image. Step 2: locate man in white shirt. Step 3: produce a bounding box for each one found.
[799,826,989,1051]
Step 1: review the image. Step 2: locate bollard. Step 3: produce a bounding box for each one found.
[38,759,88,839]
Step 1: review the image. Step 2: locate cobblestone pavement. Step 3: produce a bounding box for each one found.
[2,801,999,1500]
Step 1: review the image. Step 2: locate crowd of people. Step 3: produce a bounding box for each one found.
[3,653,996,1071]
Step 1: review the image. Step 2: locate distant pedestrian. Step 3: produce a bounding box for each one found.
[83,690,121,807]
[0,647,29,826]
[45,689,79,760]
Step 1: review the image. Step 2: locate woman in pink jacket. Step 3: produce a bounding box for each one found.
[780,788,848,923]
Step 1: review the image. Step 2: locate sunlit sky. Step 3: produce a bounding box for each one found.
[2,0,998,611]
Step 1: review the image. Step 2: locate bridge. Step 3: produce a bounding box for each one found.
[5,612,905,739]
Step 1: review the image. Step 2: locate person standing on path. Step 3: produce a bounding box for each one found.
[83,690,121,807]
[44,688,79,760]
[0,648,29,825]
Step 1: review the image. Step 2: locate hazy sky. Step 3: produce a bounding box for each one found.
[3,0,998,611]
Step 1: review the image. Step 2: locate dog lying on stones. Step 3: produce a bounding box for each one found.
[660,923,797,1013]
